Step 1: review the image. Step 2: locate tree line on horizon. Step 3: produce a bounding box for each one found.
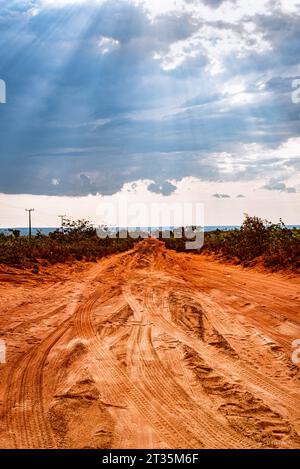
[0,215,299,272]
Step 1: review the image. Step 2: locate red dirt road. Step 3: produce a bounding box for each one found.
[0,239,299,449]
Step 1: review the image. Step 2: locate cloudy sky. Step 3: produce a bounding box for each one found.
[0,0,300,227]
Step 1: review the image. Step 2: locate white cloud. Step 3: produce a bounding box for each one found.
[36,0,300,18]
[185,1,276,24]
[134,0,184,18]
[219,79,257,105]
[279,0,300,14]
[97,36,120,55]
[242,137,300,160]
[1,174,299,228]
[154,22,272,74]
[222,80,246,97]
[2,0,299,216]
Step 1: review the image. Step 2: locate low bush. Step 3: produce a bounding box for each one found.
[165,215,300,271]
[0,219,138,268]
[0,216,299,271]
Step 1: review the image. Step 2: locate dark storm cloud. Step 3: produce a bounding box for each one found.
[213,193,231,199]
[0,0,299,196]
[185,0,228,8]
[263,179,297,193]
[148,181,177,196]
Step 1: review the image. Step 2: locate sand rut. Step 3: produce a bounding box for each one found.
[0,239,299,448]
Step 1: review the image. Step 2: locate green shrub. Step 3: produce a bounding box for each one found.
[166,216,300,271]
[0,220,138,268]
[0,216,299,271]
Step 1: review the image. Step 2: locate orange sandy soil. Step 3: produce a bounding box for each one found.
[0,239,299,449]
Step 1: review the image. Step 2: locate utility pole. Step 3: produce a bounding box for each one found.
[25,209,35,240]
[58,215,66,233]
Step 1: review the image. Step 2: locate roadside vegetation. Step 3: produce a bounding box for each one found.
[166,215,300,271]
[0,219,137,270]
[0,215,299,271]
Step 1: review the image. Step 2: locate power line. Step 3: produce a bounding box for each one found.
[0,202,61,218]
[58,214,66,233]
[25,209,35,239]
